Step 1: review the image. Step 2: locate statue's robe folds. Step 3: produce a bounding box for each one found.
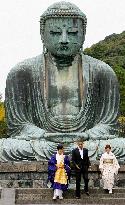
[1,53,121,161]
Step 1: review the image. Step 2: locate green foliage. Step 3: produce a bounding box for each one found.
[84,31,125,115]
[114,65,125,116]
[118,116,125,137]
[0,95,7,138]
[0,121,7,138]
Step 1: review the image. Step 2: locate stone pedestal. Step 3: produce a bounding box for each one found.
[0,161,125,188]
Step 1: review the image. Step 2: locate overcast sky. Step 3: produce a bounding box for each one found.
[0,0,125,100]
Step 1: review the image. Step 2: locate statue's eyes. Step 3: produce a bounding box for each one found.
[50,31,61,35]
[68,29,78,35]
[68,31,78,35]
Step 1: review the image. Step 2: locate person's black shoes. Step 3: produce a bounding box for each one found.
[85,191,90,196]
[104,189,109,194]
[76,196,81,199]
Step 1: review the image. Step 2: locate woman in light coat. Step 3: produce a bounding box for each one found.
[99,144,120,194]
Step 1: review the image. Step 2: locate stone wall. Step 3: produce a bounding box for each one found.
[0,161,125,188]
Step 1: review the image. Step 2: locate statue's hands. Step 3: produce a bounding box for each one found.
[14,124,45,140]
[44,132,89,143]
[28,128,45,140]
[88,133,116,140]
[86,124,116,140]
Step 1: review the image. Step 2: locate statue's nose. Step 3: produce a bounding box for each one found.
[59,30,69,44]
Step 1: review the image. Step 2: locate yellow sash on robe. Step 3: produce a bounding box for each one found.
[54,162,68,185]
[103,159,113,164]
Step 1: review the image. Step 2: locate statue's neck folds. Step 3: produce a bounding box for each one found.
[50,53,75,68]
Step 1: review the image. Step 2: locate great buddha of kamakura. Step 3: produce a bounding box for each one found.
[0,1,124,161]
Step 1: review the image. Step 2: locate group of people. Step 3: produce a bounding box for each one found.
[47,139,120,200]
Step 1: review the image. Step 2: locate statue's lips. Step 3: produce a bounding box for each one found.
[59,46,69,51]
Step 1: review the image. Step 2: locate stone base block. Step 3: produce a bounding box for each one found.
[0,161,125,188]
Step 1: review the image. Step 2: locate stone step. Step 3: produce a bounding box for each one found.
[15,191,125,199]
[16,198,125,205]
[15,187,125,194]
[0,188,15,205]
[15,188,125,204]
[16,193,125,199]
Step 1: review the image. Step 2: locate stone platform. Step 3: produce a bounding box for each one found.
[0,161,125,188]
[0,161,125,204]
[0,188,125,204]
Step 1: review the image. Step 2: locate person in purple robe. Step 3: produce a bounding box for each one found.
[48,144,70,200]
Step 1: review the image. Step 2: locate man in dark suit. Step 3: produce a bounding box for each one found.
[72,139,90,198]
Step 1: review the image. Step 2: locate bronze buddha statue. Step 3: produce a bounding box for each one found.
[0,1,122,161]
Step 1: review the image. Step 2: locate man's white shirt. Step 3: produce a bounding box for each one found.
[78,148,83,159]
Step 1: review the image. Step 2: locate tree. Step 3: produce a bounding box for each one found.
[0,94,7,138]
[84,31,125,116]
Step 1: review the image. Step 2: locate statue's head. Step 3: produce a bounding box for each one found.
[40,1,87,59]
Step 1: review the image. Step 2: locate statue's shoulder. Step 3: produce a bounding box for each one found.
[83,54,118,81]
[83,54,113,72]
[7,54,43,77]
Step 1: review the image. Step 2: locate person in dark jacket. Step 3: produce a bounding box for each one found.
[72,139,90,198]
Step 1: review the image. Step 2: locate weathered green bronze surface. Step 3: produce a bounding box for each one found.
[0,1,123,161]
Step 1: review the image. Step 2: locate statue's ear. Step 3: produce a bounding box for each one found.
[43,44,48,54]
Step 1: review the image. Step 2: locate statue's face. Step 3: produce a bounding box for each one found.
[43,18,84,57]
